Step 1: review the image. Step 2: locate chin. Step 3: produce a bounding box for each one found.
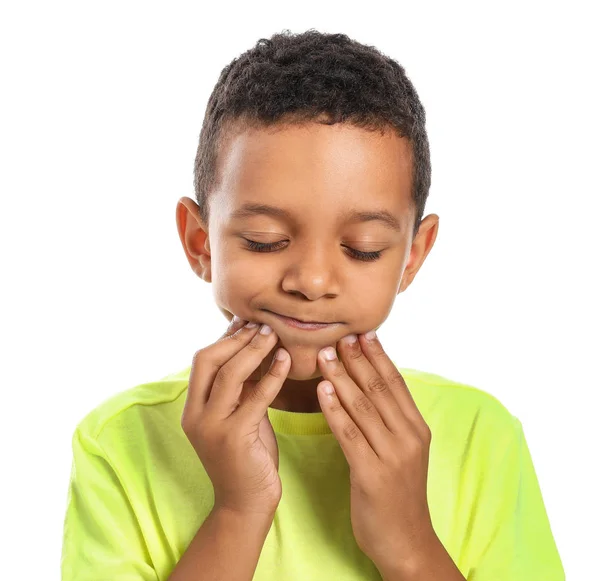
[286,364,324,381]
[280,341,335,381]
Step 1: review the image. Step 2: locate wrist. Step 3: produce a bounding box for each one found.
[378,533,466,581]
[212,504,277,532]
[376,529,441,581]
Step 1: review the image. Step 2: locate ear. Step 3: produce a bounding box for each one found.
[175,197,212,283]
[397,214,439,295]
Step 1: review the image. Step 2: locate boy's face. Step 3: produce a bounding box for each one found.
[177,122,438,383]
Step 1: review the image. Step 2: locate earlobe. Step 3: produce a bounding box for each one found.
[199,233,213,282]
[397,245,418,295]
[397,214,439,295]
[197,253,212,283]
[397,277,409,295]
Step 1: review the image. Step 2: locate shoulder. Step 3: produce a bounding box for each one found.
[397,366,521,436]
[75,365,193,442]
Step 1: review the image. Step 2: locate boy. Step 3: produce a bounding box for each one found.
[61,29,565,580]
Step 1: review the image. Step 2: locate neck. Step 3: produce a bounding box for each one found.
[255,345,325,413]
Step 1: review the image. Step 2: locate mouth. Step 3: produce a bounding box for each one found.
[263,310,342,331]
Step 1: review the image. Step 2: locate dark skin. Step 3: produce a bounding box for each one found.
[174,122,467,578]
[176,121,439,414]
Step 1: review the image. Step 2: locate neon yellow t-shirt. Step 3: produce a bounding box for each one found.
[61,365,565,580]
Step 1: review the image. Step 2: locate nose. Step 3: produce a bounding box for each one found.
[281,241,341,300]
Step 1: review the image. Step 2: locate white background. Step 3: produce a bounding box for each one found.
[1,1,598,578]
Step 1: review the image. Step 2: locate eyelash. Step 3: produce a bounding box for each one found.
[243,239,383,262]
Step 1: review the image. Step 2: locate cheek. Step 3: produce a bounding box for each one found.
[212,243,399,330]
[346,282,397,327]
[211,251,269,313]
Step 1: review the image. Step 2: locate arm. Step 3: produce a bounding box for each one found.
[167,507,275,581]
[378,532,466,581]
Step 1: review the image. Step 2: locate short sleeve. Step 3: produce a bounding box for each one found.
[469,416,565,580]
[61,427,158,581]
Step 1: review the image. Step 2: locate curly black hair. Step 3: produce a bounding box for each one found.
[194,29,431,239]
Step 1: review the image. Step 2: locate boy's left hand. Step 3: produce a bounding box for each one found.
[316,330,437,576]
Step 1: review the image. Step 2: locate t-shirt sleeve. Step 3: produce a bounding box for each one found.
[469,416,565,580]
[61,426,158,581]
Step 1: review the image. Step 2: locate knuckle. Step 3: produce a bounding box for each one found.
[192,347,208,364]
[345,345,364,361]
[248,331,275,351]
[327,396,344,413]
[353,393,375,415]
[331,362,347,378]
[365,375,388,395]
[215,363,235,385]
[405,434,424,456]
[266,364,284,379]
[246,339,264,352]
[245,382,266,405]
[371,343,386,358]
[421,424,432,444]
[342,422,362,441]
[180,414,191,434]
[181,413,202,439]
[387,371,406,389]
[225,330,246,346]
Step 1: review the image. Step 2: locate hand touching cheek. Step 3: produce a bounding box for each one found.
[315,330,437,577]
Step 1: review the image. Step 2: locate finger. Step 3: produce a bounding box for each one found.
[219,316,265,379]
[358,331,430,440]
[317,380,379,470]
[222,315,247,338]
[317,346,392,460]
[206,324,280,418]
[236,346,291,426]
[185,320,262,419]
[336,334,407,436]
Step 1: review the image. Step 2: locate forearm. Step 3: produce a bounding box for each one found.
[167,506,275,581]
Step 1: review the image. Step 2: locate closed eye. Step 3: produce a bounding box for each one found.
[242,239,383,262]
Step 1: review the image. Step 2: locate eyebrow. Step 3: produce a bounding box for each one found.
[230,203,403,232]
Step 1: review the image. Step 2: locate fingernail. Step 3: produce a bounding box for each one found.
[342,334,357,346]
[321,346,337,361]
[245,321,259,328]
[227,316,243,331]
[259,324,272,335]
[365,330,377,341]
[275,348,288,361]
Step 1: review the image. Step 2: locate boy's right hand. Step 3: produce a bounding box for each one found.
[181,317,291,517]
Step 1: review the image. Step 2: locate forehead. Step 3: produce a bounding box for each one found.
[213,122,414,222]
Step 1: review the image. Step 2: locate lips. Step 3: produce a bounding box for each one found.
[266,310,336,325]
[263,309,342,331]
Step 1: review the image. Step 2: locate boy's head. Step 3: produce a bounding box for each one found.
[177,29,438,383]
